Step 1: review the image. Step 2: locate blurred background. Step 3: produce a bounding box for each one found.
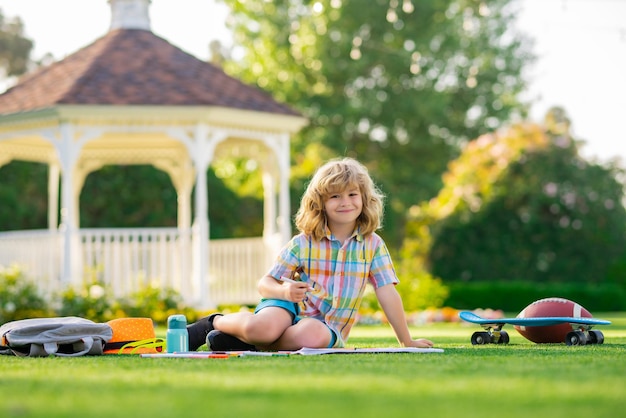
[1,0,625,319]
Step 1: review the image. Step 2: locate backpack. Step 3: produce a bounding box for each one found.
[0,316,113,357]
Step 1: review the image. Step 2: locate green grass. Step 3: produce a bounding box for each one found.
[2,313,626,418]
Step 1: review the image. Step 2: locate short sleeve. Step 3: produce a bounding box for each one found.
[266,234,304,280]
[368,236,399,289]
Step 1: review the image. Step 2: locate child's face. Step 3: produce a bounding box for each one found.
[323,186,363,229]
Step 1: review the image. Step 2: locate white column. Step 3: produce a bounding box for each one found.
[48,163,60,230]
[57,123,82,286]
[262,169,277,238]
[277,133,292,244]
[177,164,194,230]
[190,124,226,309]
[192,155,209,307]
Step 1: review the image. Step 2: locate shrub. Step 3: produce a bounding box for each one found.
[445,280,626,312]
[57,280,116,322]
[116,285,199,325]
[396,271,449,311]
[0,264,52,322]
[407,122,626,285]
[0,266,199,325]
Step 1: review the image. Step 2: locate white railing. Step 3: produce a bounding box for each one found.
[80,228,192,300]
[0,228,270,307]
[0,229,61,297]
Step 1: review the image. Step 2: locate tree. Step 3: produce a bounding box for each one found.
[80,165,263,239]
[0,9,41,231]
[405,108,626,284]
[0,161,48,231]
[0,8,33,79]
[220,0,533,246]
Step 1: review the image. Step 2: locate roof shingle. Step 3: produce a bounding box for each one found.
[0,29,300,116]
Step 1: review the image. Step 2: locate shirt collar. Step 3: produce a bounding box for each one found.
[323,226,363,243]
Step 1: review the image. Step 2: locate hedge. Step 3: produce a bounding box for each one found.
[444,280,626,312]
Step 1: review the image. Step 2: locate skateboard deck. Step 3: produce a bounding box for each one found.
[459,311,611,346]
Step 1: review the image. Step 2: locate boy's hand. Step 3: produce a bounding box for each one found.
[402,338,435,348]
[280,277,312,302]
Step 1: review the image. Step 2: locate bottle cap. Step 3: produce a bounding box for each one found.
[167,314,187,329]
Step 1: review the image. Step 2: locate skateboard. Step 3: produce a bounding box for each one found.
[459,311,611,346]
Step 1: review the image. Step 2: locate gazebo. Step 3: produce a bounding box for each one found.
[0,0,307,308]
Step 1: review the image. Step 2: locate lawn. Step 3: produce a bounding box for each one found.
[2,313,625,418]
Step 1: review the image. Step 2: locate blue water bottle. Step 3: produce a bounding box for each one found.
[166,314,189,353]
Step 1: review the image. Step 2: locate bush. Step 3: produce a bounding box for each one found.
[445,280,626,312]
[0,266,199,325]
[0,264,53,322]
[409,122,626,285]
[57,280,116,322]
[396,271,449,311]
[117,285,199,325]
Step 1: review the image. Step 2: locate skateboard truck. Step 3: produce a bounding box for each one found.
[565,324,604,346]
[471,322,605,346]
[470,323,510,345]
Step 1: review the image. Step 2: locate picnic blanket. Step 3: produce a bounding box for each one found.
[141,347,444,358]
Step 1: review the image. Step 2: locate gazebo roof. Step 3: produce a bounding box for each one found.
[0,28,299,117]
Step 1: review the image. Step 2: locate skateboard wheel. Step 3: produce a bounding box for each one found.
[496,330,509,344]
[588,330,604,344]
[471,331,492,345]
[565,330,587,346]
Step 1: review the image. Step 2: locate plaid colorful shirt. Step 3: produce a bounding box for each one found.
[267,229,399,347]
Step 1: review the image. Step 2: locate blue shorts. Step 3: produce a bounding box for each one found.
[255,299,337,348]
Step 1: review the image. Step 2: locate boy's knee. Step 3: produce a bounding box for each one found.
[243,315,289,343]
[294,320,333,348]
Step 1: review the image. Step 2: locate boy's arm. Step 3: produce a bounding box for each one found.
[375,284,434,348]
[258,274,310,302]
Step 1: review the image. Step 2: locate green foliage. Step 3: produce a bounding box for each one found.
[406,116,626,284]
[57,280,115,323]
[81,165,178,228]
[0,266,198,325]
[213,157,263,199]
[205,166,263,239]
[0,162,264,238]
[396,270,449,311]
[116,285,199,325]
[395,216,449,310]
[445,280,626,312]
[0,9,33,77]
[0,264,52,322]
[80,163,264,238]
[221,0,533,246]
[0,161,48,230]
[57,279,200,325]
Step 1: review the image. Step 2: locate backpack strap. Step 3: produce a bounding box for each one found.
[20,336,98,357]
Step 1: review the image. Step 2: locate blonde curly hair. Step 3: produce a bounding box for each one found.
[294,157,385,241]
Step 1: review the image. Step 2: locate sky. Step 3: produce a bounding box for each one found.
[0,0,625,163]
